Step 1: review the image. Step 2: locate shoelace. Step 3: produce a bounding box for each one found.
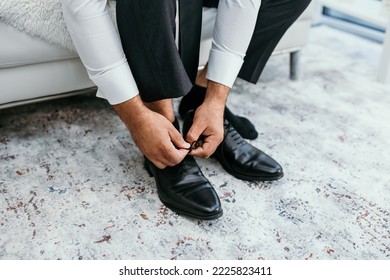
[225,121,245,145]
[188,140,201,153]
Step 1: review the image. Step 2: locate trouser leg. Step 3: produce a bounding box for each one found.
[178,0,203,83]
[238,0,312,83]
[116,0,192,103]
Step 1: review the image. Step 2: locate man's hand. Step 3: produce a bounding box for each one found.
[185,81,229,158]
[185,102,224,157]
[113,95,190,169]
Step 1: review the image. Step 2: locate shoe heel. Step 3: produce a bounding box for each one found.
[144,162,154,177]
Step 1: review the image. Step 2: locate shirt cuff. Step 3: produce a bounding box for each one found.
[206,48,244,88]
[93,61,139,105]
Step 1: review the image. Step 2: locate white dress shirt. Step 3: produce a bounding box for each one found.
[207,0,261,88]
[61,0,261,105]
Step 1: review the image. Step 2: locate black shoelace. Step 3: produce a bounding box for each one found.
[225,121,245,145]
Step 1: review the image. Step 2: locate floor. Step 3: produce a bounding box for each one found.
[0,25,389,260]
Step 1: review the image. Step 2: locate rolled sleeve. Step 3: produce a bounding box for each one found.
[207,48,243,88]
[94,60,139,105]
[206,0,261,88]
[61,0,138,105]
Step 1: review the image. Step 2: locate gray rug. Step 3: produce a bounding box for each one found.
[1,25,389,260]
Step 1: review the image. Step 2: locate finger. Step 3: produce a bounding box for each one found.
[162,144,188,166]
[151,159,167,169]
[186,123,205,144]
[177,148,190,159]
[189,143,213,158]
[190,147,212,158]
[149,144,179,168]
[169,128,190,150]
[189,137,220,158]
[189,147,208,158]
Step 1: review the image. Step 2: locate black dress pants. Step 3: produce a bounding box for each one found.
[238,0,312,83]
[116,0,193,103]
[116,0,312,103]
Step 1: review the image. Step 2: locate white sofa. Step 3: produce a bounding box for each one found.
[0,3,314,109]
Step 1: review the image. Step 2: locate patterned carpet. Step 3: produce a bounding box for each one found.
[1,25,389,260]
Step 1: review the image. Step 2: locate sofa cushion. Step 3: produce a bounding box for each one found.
[0,22,78,69]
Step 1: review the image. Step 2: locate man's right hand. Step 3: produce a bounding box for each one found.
[185,81,229,158]
[113,95,190,169]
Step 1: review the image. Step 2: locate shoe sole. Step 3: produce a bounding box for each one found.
[159,195,223,220]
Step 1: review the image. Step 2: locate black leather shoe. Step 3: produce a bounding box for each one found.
[145,156,222,220]
[183,110,284,181]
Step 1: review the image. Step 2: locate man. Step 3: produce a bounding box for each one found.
[61,0,310,220]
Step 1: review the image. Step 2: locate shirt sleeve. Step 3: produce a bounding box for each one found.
[206,0,261,88]
[61,0,139,105]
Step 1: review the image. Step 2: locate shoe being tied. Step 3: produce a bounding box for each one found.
[183,110,284,181]
[144,154,222,220]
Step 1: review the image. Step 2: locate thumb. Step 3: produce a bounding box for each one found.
[177,147,190,159]
[169,128,190,150]
[185,123,204,144]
